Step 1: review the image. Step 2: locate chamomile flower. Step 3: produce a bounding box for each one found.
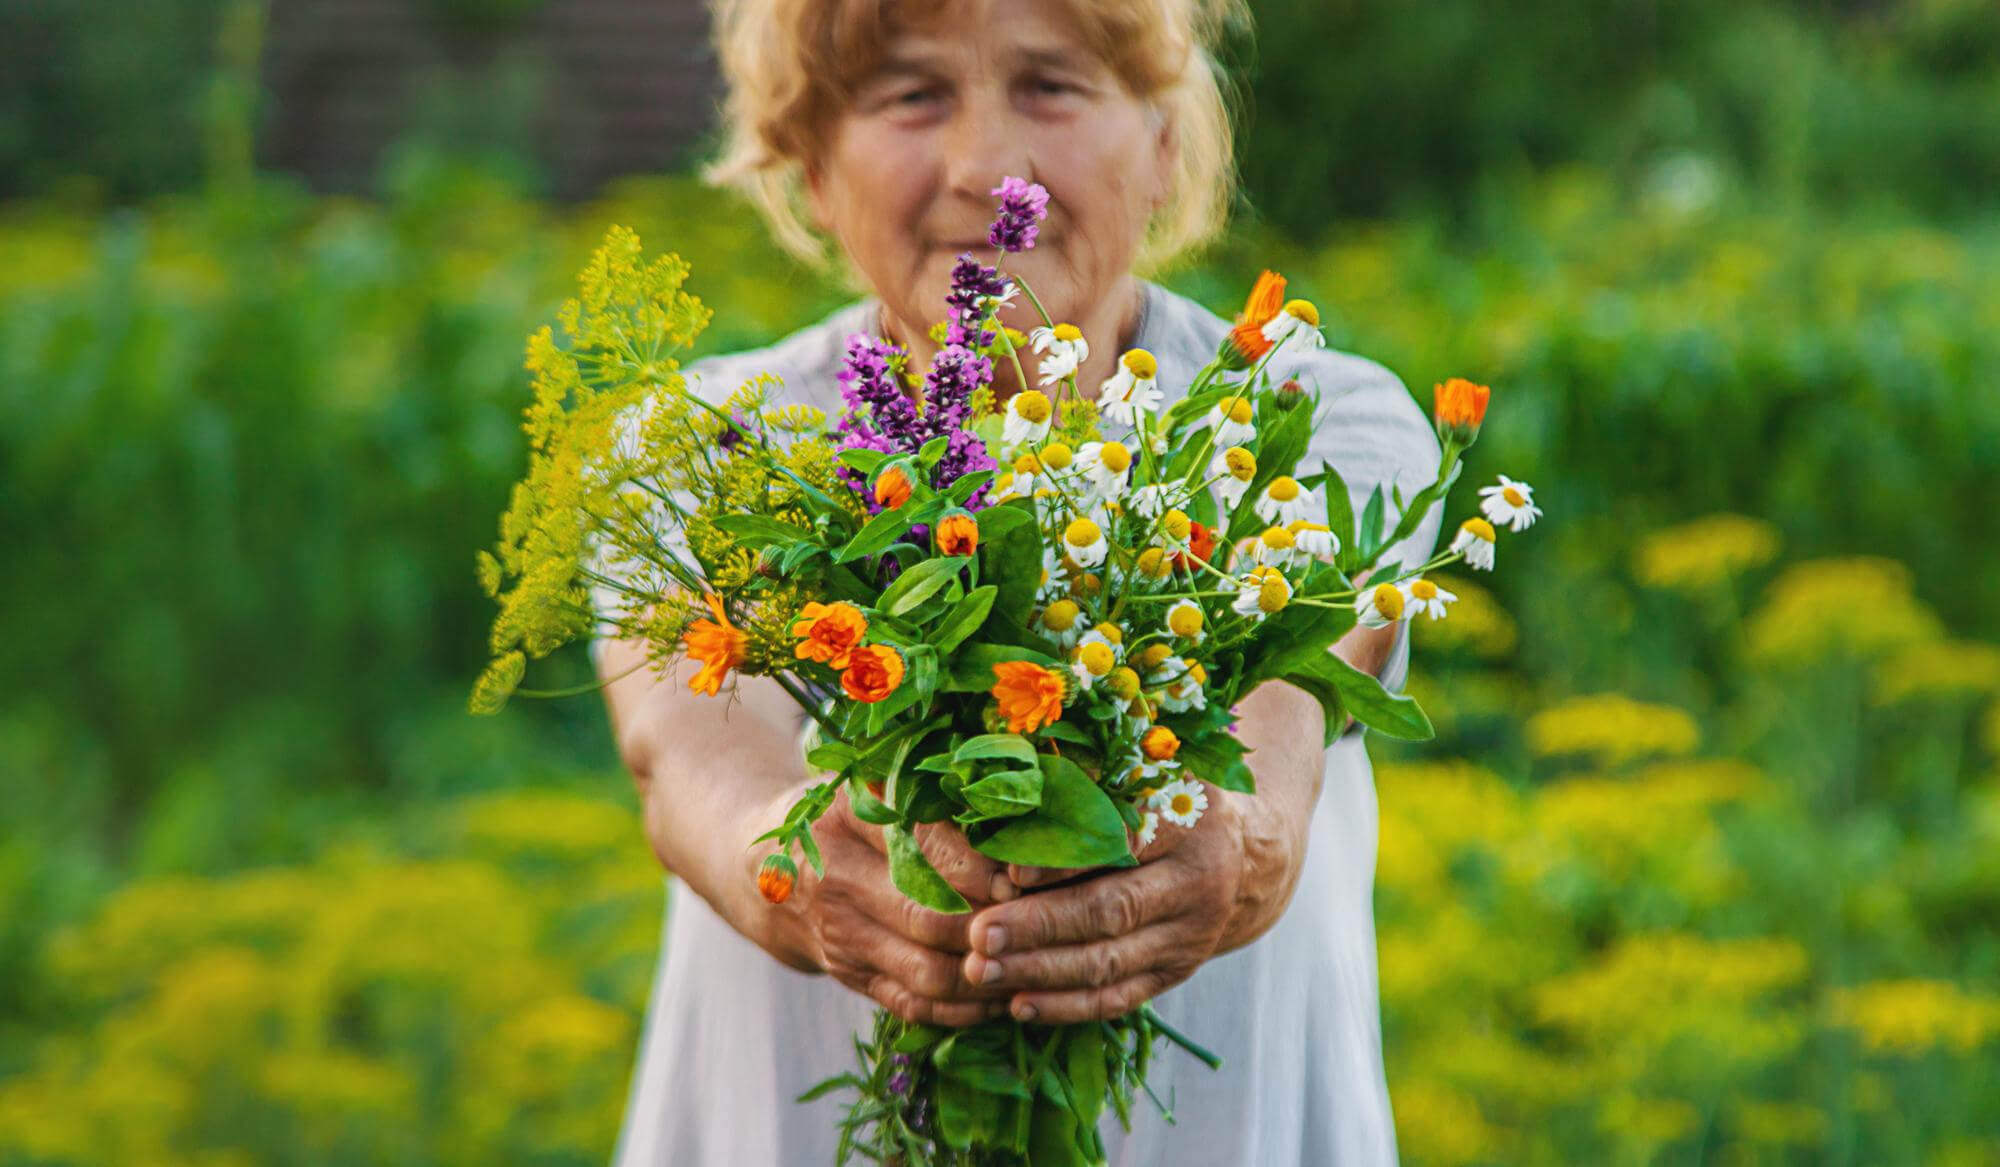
[1063,517,1107,568]
[1003,389,1053,445]
[1040,546,1073,601]
[1152,777,1209,828]
[1406,577,1457,620]
[1260,299,1325,355]
[1254,476,1311,525]
[1131,483,1182,520]
[1075,441,1134,501]
[1204,395,1257,447]
[1156,508,1194,553]
[1159,658,1209,713]
[1077,623,1125,664]
[1451,517,1497,571]
[1099,349,1162,427]
[1212,446,1257,508]
[1253,525,1297,567]
[1071,640,1117,687]
[1356,581,1410,628]
[1289,520,1340,560]
[1478,474,1542,532]
[1233,565,1292,619]
[1135,810,1161,850]
[1029,323,1089,386]
[1165,598,1206,642]
[989,470,1020,502]
[1039,440,1075,473]
[1005,451,1045,498]
[1036,598,1086,647]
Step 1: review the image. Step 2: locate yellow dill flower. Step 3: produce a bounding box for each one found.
[469,652,527,715]
[1633,513,1781,592]
[762,402,827,433]
[1387,1079,1501,1166]
[1829,979,2000,1056]
[1525,694,1700,766]
[1532,933,1808,1065]
[1869,639,2000,705]
[1746,557,1943,666]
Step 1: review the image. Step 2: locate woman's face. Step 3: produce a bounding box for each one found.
[806,0,1175,345]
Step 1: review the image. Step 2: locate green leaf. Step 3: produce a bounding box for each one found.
[931,585,996,652]
[848,777,898,826]
[1318,460,1356,561]
[960,767,1045,819]
[976,501,1044,630]
[946,470,995,506]
[936,1036,1033,1099]
[1291,650,1433,741]
[708,513,814,548]
[805,741,857,774]
[835,498,946,564]
[836,447,889,477]
[917,434,949,468]
[796,1073,864,1103]
[1359,484,1385,558]
[1065,1025,1108,1129]
[943,643,1059,691]
[1177,732,1255,794]
[885,825,972,913]
[877,556,968,616]
[973,755,1134,868]
[953,734,1039,766]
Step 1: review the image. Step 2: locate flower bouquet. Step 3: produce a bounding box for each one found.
[472,180,1538,1166]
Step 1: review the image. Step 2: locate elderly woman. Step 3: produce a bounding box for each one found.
[593,0,1441,1162]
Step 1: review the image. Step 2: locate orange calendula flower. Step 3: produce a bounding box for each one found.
[1172,521,1217,572]
[874,464,914,510]
[792,601,868,669]
[1221,269,1287,369]
[991,660,1066,734]
[935,512,980,556]
[841,644,906,703]
[1140,725,1181,761]
[1433,378,1491,445]
[684,594,748,696]
[757,854,798,904]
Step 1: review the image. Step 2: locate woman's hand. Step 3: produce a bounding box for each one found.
[769,788,1021,1028]
[957,680,1333,1024]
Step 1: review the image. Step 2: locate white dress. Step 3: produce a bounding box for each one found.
[597,283,1444,1166]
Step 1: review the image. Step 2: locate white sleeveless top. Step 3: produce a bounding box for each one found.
[601,282,1442,1166]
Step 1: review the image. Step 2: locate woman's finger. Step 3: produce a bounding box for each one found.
[1006,864,1095,889]
[967,861,1182,956]
[916,820,1018,905]
[961,923,1182,992]
[1006,971,1175,1025]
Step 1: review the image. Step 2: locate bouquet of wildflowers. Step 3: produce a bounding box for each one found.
[473,180,1540,1166]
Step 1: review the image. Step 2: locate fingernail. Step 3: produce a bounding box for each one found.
[978,958,1003,985]
[984,925,1007,955]
[1012,1001,1037,1022]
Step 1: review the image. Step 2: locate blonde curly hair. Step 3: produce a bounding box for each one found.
[705,0,1247,273]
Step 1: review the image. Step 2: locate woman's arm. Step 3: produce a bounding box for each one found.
[597,635,1019,1024]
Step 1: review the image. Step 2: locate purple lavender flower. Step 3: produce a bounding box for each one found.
[943,254,1009,349]
[887,1071,912,1096]
[988,176,1049,253]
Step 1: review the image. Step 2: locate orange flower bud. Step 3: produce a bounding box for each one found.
[757,854,798,904]
[874,464,914,510]
[1140,726,1181,761]
[934,512,980,556]
[1433,378,1491,446]
[840,644,906,704]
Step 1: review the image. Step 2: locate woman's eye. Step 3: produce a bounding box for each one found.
[895,87,940,107]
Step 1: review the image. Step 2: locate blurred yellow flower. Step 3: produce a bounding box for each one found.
[1534,933,1809,1067]
[1870,639,2000,705]
[1411,573,1517,658]
[1632,513,1780,591]
[1526,693,1701,766]
[1388,1078,1502,1167]
[1829,979,2000,1056]
[1746,557,1942,666]
[1730,1100,1827,1148]
[1599,1093,1700,1145]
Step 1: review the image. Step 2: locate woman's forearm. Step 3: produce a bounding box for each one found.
[597,637,823,971]
[1213,679,1327,953]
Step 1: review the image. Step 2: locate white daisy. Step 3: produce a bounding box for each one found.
[1252,526,1297,567]
[1232,565,1291,620]
[1029,323,1089,386]
[1130,483,1182,520]
[1289,520,1340,560]
[988,470,1021,503]
[1135,810,1161,850]
[1406,577,1457,620]
[1451,518,1497,572]
[1075,440,1133,502]
[1259,298,1325,356]
[1253,475,1311,525]
[1164,598,1206,642]
[1478,474,1542,532]
[1035,598,1086,647]
[1210,446,1257,509]
[1151,777,1209,828]
[1070,640,1117,687]
[1098,349,1162,427]
[1203,395,1257,448]
[1037,547,1072,603]
[1076,623,1125,663]
[1062,517,1107,568]
[1002,389,1053,446]
[1355,581,1411,629]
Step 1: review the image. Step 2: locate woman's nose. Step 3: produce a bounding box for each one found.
[941,91,1034,205]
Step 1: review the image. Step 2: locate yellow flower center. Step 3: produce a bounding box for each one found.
[1052,323,1083,342]
[1168,603,1204,638]
[1042,599,1081,631]
[1076,642,1116,676]
[1223,397,1254,424]
[1134,644,1174,670]
[1282,299,1320,326]
[1093,623,1124,645]
[1121,349,1158,378]
[1259,574,1292,613]
[1099,442,1132,474]
[1136,547,1168,577]
[1011,390,1052,423]
[1371,583,1405,621]
[1260,527,1295,550]
[1411,579,1438,601]
[1064,518,1102,547]
[1073,572,1103,597]
[1170,792,1196,816]
[1161,509,1192,540]
[1461,517,1497,543]
[1223,447,1256,480]
[1107,666,1141,701]
[1185,660,1208,684]
[1041,442,1074,470]
[1013,452,1042,475]
[1503,486,1527,506]
[1267,476,1301,502]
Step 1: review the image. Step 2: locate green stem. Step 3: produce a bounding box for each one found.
[1141,1004,1222,1070]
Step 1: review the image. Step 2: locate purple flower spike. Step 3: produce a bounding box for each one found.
[988,177,1049,253]
[887,1071,912,1097]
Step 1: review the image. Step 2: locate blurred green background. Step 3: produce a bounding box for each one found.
[3,0,1998,1162]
